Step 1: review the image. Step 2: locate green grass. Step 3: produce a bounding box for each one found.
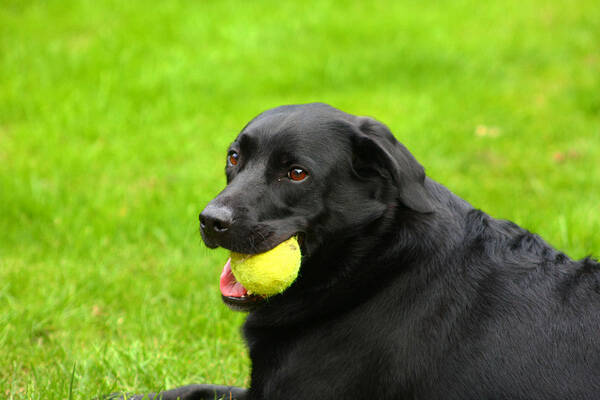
[1,0,599,398]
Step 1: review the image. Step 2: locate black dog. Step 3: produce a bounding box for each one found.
[117,103,600,399]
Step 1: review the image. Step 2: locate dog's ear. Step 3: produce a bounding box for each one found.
[351,117,434,213]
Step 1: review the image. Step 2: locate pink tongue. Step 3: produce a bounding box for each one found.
[219,258,248,297]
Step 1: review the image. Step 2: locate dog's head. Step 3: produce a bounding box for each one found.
[200,103,433,311]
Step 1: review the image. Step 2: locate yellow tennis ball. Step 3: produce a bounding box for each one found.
[230,237,301,297]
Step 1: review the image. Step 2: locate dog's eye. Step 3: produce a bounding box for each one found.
[228,151,240,166]
[288,167,308,182]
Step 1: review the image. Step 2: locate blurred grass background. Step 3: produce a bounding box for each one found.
[0,0,599,398]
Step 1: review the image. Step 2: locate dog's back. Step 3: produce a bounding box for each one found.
[390,195,600,399]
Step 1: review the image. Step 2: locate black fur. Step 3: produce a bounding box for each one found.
[118,103,600,400]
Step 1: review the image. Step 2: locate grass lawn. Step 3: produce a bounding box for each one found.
[1,0,599,398]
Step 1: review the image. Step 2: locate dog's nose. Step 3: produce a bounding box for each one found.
[200,204,233,236]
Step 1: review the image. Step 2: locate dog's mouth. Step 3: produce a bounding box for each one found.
[220,258,266,311]
[219,233,305,311]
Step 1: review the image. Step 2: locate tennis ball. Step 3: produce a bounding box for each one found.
[230,237,301,297]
